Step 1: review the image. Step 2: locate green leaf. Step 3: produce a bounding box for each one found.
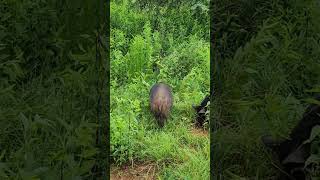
[81,148,98,158]
[305,154,320,168]
[0,85,15,94]
[305,87,320,93]
[79,160,95,175]
[244,68,258,74]
[303,98,320,106]
[304,125,320,144]
[0,54,9,60]
[19,113,30,132]
[0,150,5,161]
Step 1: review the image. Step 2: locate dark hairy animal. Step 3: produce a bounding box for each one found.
[192,95,210,127]
[149,83,173,127]
[262,95,320,180]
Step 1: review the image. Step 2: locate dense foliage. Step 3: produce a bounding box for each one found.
[212,0,320,179]
[111,0,210,178]
[0,0,107,178]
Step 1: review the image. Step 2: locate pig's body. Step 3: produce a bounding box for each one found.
[150,83,173,127]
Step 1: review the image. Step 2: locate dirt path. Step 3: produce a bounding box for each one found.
[110,162,158,180]
[190,127,209,138]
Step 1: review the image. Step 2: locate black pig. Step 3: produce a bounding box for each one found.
[262,95,320,180]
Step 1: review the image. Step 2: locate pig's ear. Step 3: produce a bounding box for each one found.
[261,135,282,151]
[198,108,206,114]
[192,104,201,112]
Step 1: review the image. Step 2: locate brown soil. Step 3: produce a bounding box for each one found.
[190,127,209,138]
[110,162,158,180]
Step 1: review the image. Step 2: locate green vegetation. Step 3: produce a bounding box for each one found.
[111,0,209,179]
[0,0,107,179]
[212,0,320,179]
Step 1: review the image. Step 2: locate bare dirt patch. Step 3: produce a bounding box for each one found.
[190,127,209,138]
[110,162,158,180]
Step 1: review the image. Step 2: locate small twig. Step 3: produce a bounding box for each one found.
[146,165,152,179]
[270,162,294,180]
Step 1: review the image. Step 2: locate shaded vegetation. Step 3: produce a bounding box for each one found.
[0,0,107,178]
[212,0,320,179]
